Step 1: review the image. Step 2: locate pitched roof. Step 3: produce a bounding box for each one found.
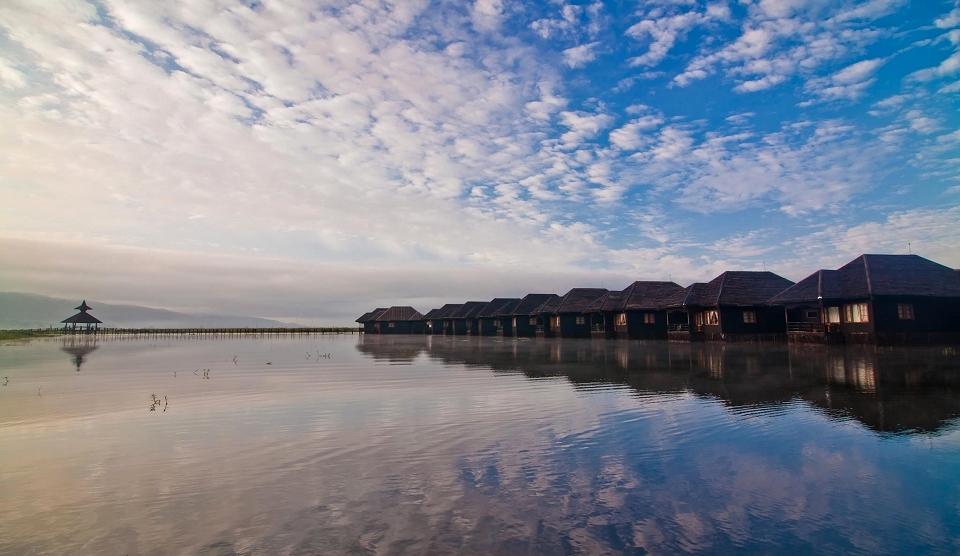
[421,307,446,319]
[511,294,559,315]
[584,291,623,312]
[554,288,609,314]
[693,271,794,307]
[75,300,92,312]
[492,298,521,316]
[450,301,488,319]
[619,281,686,311]
[478,298,521,317]
[374,306,423,321]
[770,255,960,303]
[433,304,463,319]
[662,283,708,309]
[61,312,102,324]
[355,308,388,323]
[535,294,563,314]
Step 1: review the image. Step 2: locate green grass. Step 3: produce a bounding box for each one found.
[0,330,59,341]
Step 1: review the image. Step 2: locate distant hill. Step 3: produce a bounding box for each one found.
[0,292,300,329]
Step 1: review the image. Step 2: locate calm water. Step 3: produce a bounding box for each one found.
[1,335,960,555]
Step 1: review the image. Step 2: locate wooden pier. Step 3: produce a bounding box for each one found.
[4,327,362,340]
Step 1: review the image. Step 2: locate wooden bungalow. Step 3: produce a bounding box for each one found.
[584,291,623,340]
[426,304,462,335]
[663,272,794,342]
[769,254,960,345]
[448,301,488,336]
[477,298,520,336]
[356,308,388,334]
[608,281,687,340]
[373,306,425,334]
[534,295,564,338]
[509,294,560,338]
[492,299,521,337]
[663,284,705,341]
[546,288,609,339]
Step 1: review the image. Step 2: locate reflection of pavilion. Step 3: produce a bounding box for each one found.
[356,337,960,435]
[61,300,102,334]
[60,337,99,371]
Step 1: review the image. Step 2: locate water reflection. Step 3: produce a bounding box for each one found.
[357,336,960,435]
[59,337,99,371]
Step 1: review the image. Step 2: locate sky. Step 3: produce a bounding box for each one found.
[1,0,958,324]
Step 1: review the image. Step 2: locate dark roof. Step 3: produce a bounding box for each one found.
[61,312,102,324]
[478,298,521,318]
[770,255,960,304]
[584,291,623,313]
[662,283,708,309]
[554,288,609,314]
[450,301,488,319]
[75,300,92,312]
[492,298,521,316]
[421,307,446,319]
[511,294,560,316]
[356,308,388,323]
[430,304,463,319]
[690,271,794,307]
[374,306,423,321]
[768,270,842,305]
[619,281,686,311]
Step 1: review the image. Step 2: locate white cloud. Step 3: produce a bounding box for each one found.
[562,42,600,68]
[471,0,504,32]
[802,57,885,103]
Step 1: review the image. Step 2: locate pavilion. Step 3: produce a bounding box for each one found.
[61,301,102,334]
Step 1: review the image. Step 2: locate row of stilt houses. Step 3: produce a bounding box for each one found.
[357,254,960,345]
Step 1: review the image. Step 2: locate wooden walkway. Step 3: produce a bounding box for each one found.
[27,327,361,338]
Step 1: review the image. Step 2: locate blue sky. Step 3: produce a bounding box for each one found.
[0,0,958,322]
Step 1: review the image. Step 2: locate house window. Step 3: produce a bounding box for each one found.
[704,311,719,325]
[806,310,819,319]
[826,307,841,323]
[897,303,914,320]
[643,313,656,324]
[743,311,757,324]
[529,317,536,326]
[844,303,869,323]
[615,313,627,326]
[552,316,560,327]
[575,316,585,325]
[388,322,395,328]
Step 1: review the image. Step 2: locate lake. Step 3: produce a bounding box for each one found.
[1,334,959,555]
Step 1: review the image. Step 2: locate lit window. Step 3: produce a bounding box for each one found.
[388,322,395,328]
[643,313,656,324]
[615,313,627,326]
[705,311,719,325]
[827,307,841,323]
[897,303,914,320]
[843,303,869,323]
[529,317,536,326]
[743,311,757,324]
[552,316,560,327]
[575,316,585,325]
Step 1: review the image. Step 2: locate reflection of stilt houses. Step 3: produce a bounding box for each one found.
[60,338,99,371]
[61,301,102,334]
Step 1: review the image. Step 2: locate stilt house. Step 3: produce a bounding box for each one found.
[609,281,686,340]
[356,308,388,334]
[477,298,520,336]
[374,306,424,334]
[769,254,960,344]
[546,288,609,339]
[448,301,488,336]
[509,294,560,338]
[663,272,794,342]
